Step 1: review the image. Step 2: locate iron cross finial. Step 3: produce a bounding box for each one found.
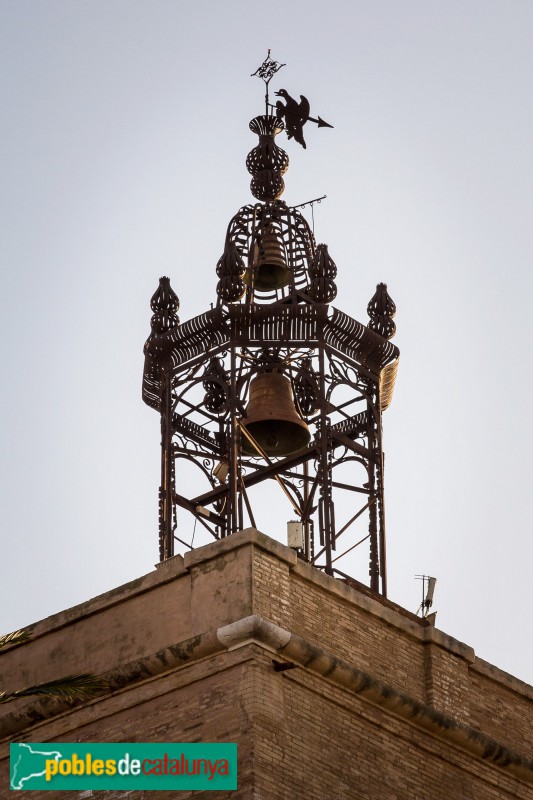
[251,50,286,115]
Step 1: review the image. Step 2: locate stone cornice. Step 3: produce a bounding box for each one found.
[2,529,530,709]
[217,616,533,786]
[2,612,532,787]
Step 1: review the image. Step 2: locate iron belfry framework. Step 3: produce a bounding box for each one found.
[142,56,399,596]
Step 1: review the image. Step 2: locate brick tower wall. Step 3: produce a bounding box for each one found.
[1,529,532,798]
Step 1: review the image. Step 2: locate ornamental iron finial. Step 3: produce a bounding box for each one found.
[309,244,337,303]
[251,50,286,115]
[150,276,179,334]
[216,240,246,303]
[367,283,396,339]
[246,116,288,201]
[202,358,228,415]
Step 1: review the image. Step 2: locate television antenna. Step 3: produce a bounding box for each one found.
[415,574,437,618]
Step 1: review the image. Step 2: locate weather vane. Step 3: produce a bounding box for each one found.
[251,51,333,149]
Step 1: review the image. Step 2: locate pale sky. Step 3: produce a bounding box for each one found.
[1,1,532,684]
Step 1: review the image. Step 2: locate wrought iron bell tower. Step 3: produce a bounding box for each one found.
[142,55,399,596]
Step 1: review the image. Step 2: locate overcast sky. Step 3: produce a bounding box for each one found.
[1,1,532,684]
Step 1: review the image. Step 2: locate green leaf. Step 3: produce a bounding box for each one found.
[0,673,108,704]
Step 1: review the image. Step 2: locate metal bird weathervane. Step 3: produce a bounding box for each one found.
[142,55,398,597]
[252,50,334,149]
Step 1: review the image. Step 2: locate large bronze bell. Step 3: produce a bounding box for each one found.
[241,372,311,457]
[244,225,292,291]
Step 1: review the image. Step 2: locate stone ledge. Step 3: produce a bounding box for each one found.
[0,645,251,751]
[154,553,185,572]
[0,529,475,671]
[470,656,533,700]
[290,549,477,664]
[5,557,189,646]
[183,527,297,570]
[291,557,426,640]
[216,615,533,785]
[2,611,532,787]
[0,629,225,741]
[1,529,280,646]
[3,529,527,702]
[423,625,475,662]
[217,615,291,652]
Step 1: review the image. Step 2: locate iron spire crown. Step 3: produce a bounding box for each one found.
[142,59,398,599]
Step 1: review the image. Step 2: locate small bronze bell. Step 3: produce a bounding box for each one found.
[241,372,311,457]
[244,225,292,291]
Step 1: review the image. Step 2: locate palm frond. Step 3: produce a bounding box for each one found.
[0,629,31,649]
[0,673,109,705]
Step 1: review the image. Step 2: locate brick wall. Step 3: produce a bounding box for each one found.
[469,661,533,757]
[1,528,532,798]
[252,647,533,800]
[289,566,427,703]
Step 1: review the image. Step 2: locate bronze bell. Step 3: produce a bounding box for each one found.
[244,225,292,291]
[241,372,311,457]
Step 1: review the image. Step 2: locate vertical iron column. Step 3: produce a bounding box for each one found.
[227,344,240,536]
[303,460,311,562]
[159,369,175,561]
[376,404,387,597]
[318,344,335,574]
[367,384,380,592]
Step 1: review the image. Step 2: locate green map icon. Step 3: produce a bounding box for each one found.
[11,743,63,790]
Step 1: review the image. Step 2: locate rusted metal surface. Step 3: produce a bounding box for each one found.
[141,61,399,596]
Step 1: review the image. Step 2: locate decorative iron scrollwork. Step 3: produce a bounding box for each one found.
[202,357,228,415]
[251,51,286,85]
[293,357,319,416]
[223,201,315,301]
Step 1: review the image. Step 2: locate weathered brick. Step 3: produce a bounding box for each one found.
[1,529,531,798]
